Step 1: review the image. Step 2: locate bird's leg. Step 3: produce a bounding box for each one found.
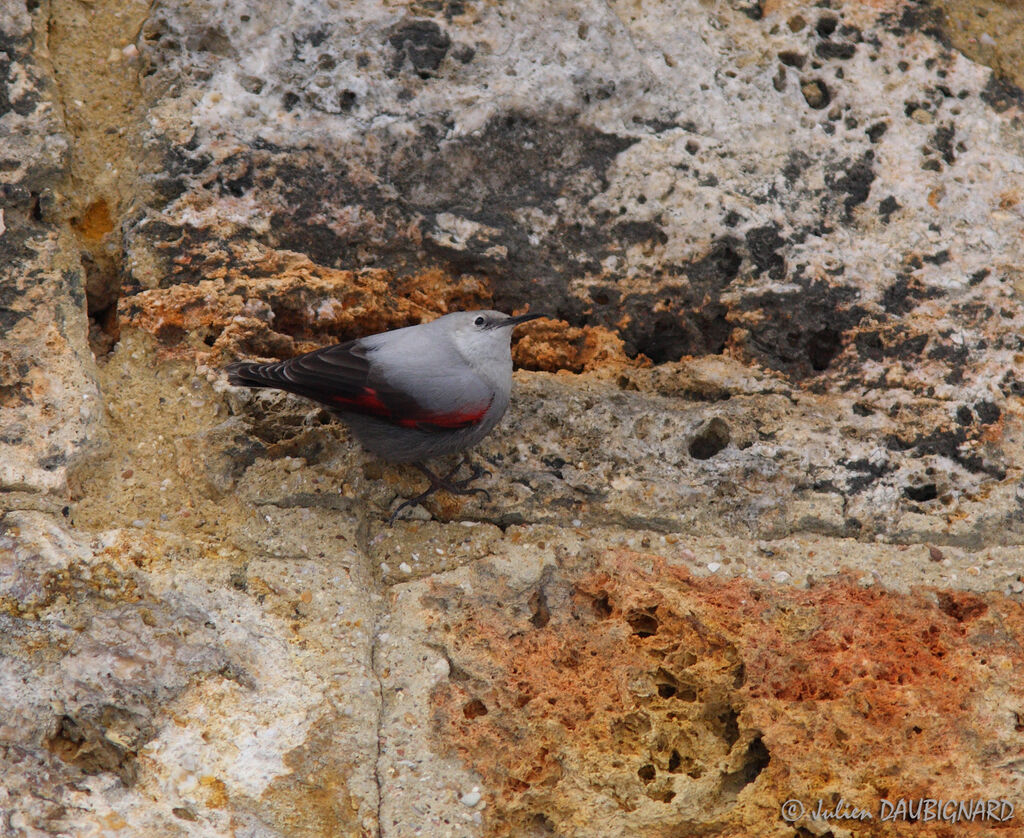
[439,458,466,483]
[419,460,492,501]
[387,460,491,524]
[441,456,492,489]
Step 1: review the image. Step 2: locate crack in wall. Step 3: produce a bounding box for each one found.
[42,0,152,355]
[370,620,387,838]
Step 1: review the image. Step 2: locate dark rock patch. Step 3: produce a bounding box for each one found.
[388,19,452,78]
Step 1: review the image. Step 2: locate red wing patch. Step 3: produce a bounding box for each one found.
[396,402,491,430]
[331,388,391,415]
[331,389,491,431]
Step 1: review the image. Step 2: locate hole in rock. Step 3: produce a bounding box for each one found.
[904,483,937,502]
[721,735,771,795]
[807,327,842,370]
[591,593,613,618]
[74,199,122,356]
[631,312,693,364]
[936,592,987,623]
[717,706,741,748]
[530,587,550,628]
[625,610,659,637]
[463,699,488,719]
[46,712,142,786]
[801,78,831,109]
[528,813,557,835]
[689,417,731,460]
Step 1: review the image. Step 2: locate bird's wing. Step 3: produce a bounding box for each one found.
[226,339,493,431]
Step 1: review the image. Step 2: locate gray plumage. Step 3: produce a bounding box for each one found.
[225,309,544,464]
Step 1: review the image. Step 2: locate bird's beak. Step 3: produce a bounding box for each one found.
[501,312,547,328]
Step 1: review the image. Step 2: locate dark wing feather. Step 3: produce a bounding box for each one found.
[226,341,490,431]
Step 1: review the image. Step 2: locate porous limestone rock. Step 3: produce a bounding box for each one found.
[4,0,1024,835]
[0,509,380,836]
[115,0,1024,548]
[382,544,1024,837]
[0,3,105,505]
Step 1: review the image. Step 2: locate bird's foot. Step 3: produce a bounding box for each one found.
[387,460,491,525]
[387,485,442,525]
[442,459,492,492]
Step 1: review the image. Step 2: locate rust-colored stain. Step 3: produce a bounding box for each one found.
[118,245,633,374]
[514,319,636,373]
[119,251,493,361]
[73,199,114,241]
[998,190,1020,211]
[200,775,229,808]
[430,552,1024,836]
[259,714,367,838]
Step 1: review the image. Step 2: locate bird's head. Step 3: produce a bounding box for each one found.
[440,310,546,370]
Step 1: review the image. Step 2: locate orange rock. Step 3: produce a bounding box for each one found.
[429,551,1024,836]
[73,198,114,241]
[514,320,636,373]
[120,248,493,362]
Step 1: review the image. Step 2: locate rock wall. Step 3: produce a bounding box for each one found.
[2,0,1024,835]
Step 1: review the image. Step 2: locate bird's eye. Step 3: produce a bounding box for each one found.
[474,316,486,327]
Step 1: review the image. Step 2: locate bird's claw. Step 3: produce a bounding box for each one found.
[386,503,411,526]
[448,471,489,494]
[386,460,493,525]
[387,490,433,525]
[439,478,490,498]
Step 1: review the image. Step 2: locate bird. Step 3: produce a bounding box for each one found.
[225,310,546,522]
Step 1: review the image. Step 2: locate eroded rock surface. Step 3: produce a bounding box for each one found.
[0,509,379,835]
[0,4,105,504]
[4,0,1024,835]
[382,547,1024,837]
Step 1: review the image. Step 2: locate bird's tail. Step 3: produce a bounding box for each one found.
[224,360,289,389]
